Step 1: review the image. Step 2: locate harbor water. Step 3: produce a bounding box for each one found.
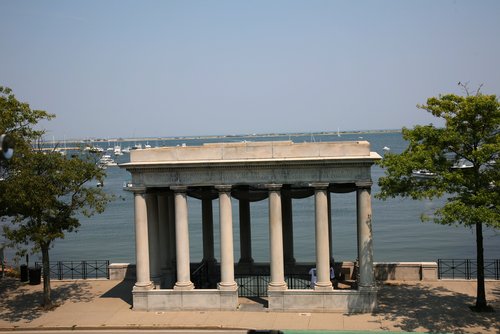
[2,131,499,265]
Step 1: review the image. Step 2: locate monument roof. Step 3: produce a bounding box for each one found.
[121,140,381,167]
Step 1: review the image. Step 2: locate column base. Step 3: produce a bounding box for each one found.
[268,281,287,291]
[217,282,238,291]
[174,281,194,290]
[358,284,377,290]
[133,281,154,291]
[314,282,333,291]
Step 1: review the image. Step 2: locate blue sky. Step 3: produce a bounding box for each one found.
[1,0,499,139]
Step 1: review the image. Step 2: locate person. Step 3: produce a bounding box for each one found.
[330,259,337,289]
[308,267,317,288]
[308,264,335,288]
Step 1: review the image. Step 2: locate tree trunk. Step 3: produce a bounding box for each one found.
[41,243,52,308]
[474,221,488,311]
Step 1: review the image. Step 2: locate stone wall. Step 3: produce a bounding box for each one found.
[109,261,438,282]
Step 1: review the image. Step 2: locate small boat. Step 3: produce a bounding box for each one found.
[85,146,104,153]
[98,154,118,168]
[451,159,473,169]
[114,145,123,156]
[383,146,390,151]
[412,169,437,179]
[123,181,133,189]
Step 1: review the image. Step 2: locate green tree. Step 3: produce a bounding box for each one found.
[0,86,54,172]
[1,86,110,308]
[377,84,499,312]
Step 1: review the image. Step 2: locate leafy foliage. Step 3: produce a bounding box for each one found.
[377,91,499,228]
[2,150,109,252]
[0,86,54,155]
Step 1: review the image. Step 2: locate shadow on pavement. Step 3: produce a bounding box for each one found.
[372,282,499,333]
[100,279,133,306]
[0,278,92,323]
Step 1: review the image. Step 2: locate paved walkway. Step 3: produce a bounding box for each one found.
[0,278,498,333]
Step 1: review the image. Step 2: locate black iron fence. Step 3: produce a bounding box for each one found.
[437,259,500,280]
[235,274,312,297]
[35,260,110,280]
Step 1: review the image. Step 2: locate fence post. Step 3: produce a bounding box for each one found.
[58,261,62,280]
[437,259,441,279]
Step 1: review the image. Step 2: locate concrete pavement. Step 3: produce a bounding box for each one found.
[1,278,498,333]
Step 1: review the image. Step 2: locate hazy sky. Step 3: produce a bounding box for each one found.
[1,0,499,139]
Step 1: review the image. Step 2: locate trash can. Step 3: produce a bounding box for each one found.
[28,266,41,285]
[20,264,29,282]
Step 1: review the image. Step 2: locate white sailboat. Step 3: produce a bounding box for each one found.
[114,145,123,156]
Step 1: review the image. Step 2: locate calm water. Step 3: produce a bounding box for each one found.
[2,132,499,265]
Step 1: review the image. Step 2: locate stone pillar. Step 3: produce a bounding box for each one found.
[313,183,333,290]
[327,191,333,263]
[133,189,153,290]
[172,186,194,290]
[238,197,253,264]
[357,182,375,288]
[216,185,237,290]
[281,186,295,266]
[157,192,170,283]
[165,191,176,288]
[267,184,287,290]
[202,196,215,263]
[146,192,161,286]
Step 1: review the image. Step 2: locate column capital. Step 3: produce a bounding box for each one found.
[215,185,232,192]
[356,181,373,189]
[310,182,330,190]
[171,185,188,193]
[265,183,282,191]
[129,185,147,194]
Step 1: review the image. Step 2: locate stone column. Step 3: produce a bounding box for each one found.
[146,192,161,286]
[165,191,177,288]
[238,197,253,264]
[327,191,334,263]
[357,182,375,288]
[267,184,287,290]
[157,192,170,284]
[313,183,333,290]
[202,196,216,263]
[281,186,295,266]
[216,185,237,290]
[133,189,153,290]
[172,186,194,290]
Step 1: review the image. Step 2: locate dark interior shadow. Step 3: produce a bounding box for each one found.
[100,279,134,306]
[0,278,92,323]
[371,282,499,333]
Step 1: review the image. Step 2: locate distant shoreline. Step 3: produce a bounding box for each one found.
[45,129,402,145]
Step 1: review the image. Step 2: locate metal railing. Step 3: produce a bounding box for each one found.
[235,274,312,297]
[437,259,500,280]
[35,260,110,280]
